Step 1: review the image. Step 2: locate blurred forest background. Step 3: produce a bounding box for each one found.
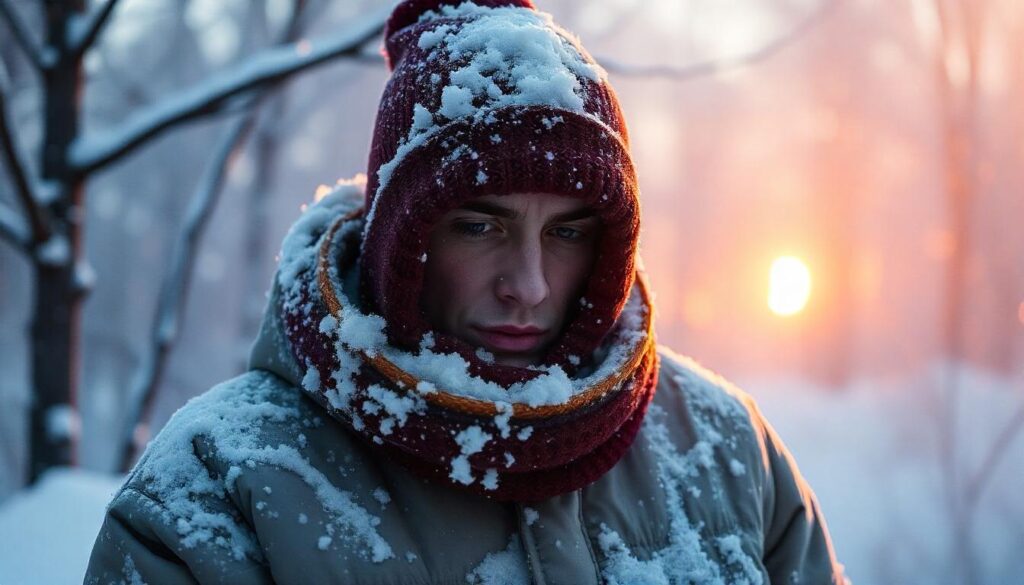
[1,0,1022,583]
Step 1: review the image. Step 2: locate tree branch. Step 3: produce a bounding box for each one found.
[69,0,122,56]
[0,84,50,243]
[0,0,48,70]
[70,5,389,175]
[0,199,30,252]
[599,0,840,80]
[964,399,1024,507]
[118,107,259,471]
[118,0,316,471]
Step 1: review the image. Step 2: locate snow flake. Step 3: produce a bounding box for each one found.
[450,455,474,486]
[493,401,513,438]
[45,405,78,441]
[449,425,493,486]
[120,555,145,585]
[410,103,434,135]
[481,469,499,491]
[318,315,338,334]
[466,534,529,585]
[301,367,321,394]
[417,24,451,50]
[372,488,391,507]
[36,234,70,266]
[717,535,763,585]
[440,85,476,118]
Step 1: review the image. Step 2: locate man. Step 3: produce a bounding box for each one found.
[87,1,848,583]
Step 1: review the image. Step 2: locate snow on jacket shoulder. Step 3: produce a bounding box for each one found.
[85,346,848,585]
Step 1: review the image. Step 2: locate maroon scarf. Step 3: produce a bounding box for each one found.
[282,210,658,502]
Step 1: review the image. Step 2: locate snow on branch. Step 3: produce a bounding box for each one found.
[0,199,30,252]
[0,85,51,244]
[599,0,839,80]
[119,0,315,470]
[118,108,259,470]
[0,0,49,70]
[68,0,122,56]
[69,5,389,175]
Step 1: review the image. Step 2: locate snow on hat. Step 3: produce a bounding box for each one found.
[361,0,639,377]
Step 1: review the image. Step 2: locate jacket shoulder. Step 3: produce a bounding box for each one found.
[119,370,307,554]
[654,346,767,451]
[650,347,849,585]
[87,371,301,583]
[93,370,404,583]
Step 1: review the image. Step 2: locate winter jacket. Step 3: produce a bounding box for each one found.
[85,273,848,584]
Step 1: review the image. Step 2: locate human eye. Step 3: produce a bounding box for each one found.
[549,225,586,241]
[451,220,495,238]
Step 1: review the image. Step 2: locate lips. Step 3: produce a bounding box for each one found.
[474,325,548,353]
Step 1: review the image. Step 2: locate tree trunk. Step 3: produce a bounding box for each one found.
[29,0,85,483]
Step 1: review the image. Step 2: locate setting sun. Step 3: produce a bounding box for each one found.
[768,256,812,316]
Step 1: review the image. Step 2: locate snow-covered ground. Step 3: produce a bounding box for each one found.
[0,469,122,585]
[747,363,1024,585]
[1,365,1021,584]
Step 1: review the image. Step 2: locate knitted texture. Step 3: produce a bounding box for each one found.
[360,0,640,380]
[282,210,659,502]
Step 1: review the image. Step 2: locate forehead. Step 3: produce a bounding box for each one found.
[457,192,592,218]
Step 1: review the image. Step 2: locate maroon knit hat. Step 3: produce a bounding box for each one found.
[361,0,639,378]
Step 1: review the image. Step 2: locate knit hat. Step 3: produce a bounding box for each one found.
[361,0,640,378]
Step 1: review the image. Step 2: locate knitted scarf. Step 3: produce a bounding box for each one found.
[281,202,658,502]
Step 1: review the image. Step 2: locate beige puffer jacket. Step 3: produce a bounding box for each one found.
[85,267,848,585]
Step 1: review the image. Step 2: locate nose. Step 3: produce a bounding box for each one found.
[496,237,549,308]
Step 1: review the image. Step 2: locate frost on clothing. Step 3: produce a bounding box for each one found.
[85,268,846,585]
[284,180,646,407]
[597,357,768,585]
[365,1,607,237]
[279,179,658,501]
[466,534,530,585]
[110,372,392,564]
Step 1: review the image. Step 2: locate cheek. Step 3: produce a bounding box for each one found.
[423,246,491,326]
[547,248,597,306]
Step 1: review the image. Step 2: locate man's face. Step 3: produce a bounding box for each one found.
[422,192,600,367]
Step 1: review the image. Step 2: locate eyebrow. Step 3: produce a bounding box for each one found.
[457,201,597,223]
[458,201,519,219]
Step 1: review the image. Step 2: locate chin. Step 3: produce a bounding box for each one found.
[491,352,543,368]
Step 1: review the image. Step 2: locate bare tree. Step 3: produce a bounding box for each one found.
[0,0,388,483]
[928,1,1024,584]
[931,0,983,581]
[598,0,841,80]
